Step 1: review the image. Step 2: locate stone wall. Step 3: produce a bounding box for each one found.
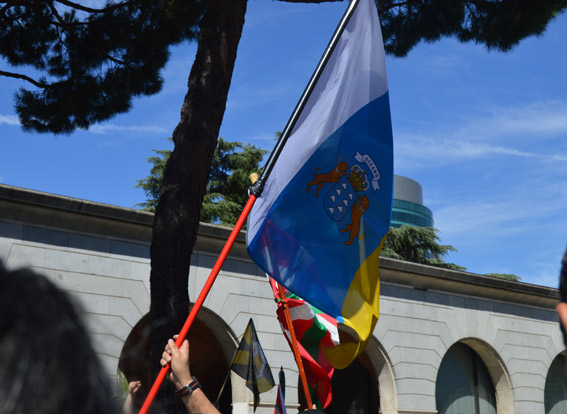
[1,184,562,414]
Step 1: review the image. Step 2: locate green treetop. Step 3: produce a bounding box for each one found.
[381,225,467,271]
[136,137,266,225]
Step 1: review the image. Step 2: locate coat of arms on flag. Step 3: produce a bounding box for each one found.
[307,151,382,246]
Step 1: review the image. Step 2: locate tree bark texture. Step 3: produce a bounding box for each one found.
[148,0,247,412]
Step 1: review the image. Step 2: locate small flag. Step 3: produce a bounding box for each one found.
[231,318,275,411]
[247,0,393,369]
[271,279,338,409]
[274,367,287,414]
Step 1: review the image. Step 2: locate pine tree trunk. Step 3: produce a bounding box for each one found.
[148,1,247,412]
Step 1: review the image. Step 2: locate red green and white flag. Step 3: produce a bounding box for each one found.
[269,278,339,409]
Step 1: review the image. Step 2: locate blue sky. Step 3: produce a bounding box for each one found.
[1,1,566,287]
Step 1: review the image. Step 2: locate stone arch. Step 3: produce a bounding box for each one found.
[300,336,396,413]
[436,337,513,414]
[544,351,567,413]
[118,306,238,412]
[365,336,397,414]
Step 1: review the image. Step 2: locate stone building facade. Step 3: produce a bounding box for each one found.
[1,183,565,414]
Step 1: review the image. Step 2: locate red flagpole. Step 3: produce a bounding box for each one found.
[139,194,257,414]
[276,283,314,409]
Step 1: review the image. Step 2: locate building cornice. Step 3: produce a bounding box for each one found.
[0,183,558,309]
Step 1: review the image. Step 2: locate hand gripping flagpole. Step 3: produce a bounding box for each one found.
[138,194,257,414]
[139,2,361,412]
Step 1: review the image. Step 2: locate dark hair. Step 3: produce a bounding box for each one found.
[0,262,119,414]
[560,248,567,302]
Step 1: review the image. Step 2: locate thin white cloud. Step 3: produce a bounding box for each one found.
[394,99,567,169]
[0,114,20,126]
[436,199,548,238]
[397,136,533,162]
[466,100,567,139]
[88,123,169,135]
[226,85,292,111]
[420,52,464,74]
[432,177,566,240]
[244,1,311,29]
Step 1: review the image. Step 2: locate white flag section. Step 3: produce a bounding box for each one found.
[247,0,387,243]
[247,0,393,369]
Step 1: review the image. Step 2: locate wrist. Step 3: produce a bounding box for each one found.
[173,375,192,391]
[176,376,201,398]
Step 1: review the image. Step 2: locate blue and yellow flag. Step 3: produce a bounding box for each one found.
[246,0,393,369]
[231,319,275,411]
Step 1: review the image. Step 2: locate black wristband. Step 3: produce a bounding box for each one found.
[176,376,201,398]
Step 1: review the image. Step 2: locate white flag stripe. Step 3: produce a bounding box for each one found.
[288,301,340,346]
[247,0,387,244]
[316,314,340,345]
[289,303,317,321]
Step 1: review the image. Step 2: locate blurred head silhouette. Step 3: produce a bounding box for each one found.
[0,261,118,414]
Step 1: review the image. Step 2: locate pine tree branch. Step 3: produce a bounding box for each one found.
[465,0,500,7]
[45,1,127,66]
[377,1,409,12]
[0,1,22,15]
[0,0,129,16]
[53,0,131,13]
[0,70,46,88]
[463,1,479,25]
[274,0,404,13]
[275,0,343,3]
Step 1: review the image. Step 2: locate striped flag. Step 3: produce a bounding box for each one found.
[247,0,393,369]
[270,278,338,409]
[274,367,287,414]
[231,318,275,411]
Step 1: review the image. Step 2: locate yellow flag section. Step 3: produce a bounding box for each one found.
[230,318,275,411]
[324,239,384,369]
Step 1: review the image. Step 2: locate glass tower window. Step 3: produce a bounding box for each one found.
[391,199,434,228]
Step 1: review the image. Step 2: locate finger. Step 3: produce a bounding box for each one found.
[160,353,171,367]
[179,339,189,354]
[162,350,172,364]
[168,338,181,358]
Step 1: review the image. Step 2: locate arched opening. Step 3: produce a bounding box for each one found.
[326,353,380,414]
[545,353,567,414]
[118,307,237,413]
[297,336,394,413]
[436,342,497,414]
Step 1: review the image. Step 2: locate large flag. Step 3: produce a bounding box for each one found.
[231,318,275,411]
[247,0,393,369]
[270,278,338,409]
[274,367,287,414]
